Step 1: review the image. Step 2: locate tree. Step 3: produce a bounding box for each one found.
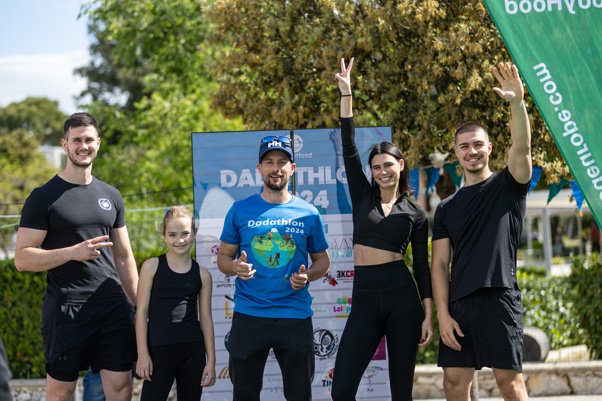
[79,0,244,253]
[206,0,568,189]
[0,97,66,145]
[0,98,64,256]
[0,129,57,256]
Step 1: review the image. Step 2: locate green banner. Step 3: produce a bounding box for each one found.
[482,0,602,225]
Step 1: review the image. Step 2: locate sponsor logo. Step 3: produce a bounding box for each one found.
[333,296,352,317]
[330,237,353,249]
[328,237,354,259]
[311,304,328,314]
[335,269,354,283]
[224,295,234,319]
[322,271,338,287]
[211,244,220,255]
[332,297,352,319]
[294,135,304,152]
[293,135,312,159]
[218,365,230,380]
[321,368,334,388]
[313,328,339,360]
[98,198,112,211]
[363,365,385,392]
[217,273,235,288]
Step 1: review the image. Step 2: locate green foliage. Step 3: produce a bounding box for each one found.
[0,261,46,378]
[2,253,599,377]
[207,0,568,185]
[519,273,584,350]
[413,246,588,364]
[0,99,61,255]
[0,250,161,378]
[517,266,546,278]
[569,253,602,359]
[78,0,243,210]
[0,97,66,145]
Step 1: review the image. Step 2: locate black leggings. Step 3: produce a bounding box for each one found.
[141,341,205,401]
[331,261,424,401]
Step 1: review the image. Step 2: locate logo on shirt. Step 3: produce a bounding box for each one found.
[98,198,112,211]
[251,229,296,269]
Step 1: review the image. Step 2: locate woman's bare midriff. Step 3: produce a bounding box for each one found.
[353,244,403,266]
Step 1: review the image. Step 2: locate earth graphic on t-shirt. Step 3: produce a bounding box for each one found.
[251,229,296,269]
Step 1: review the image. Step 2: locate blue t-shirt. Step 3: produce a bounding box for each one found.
[220,194,328,318]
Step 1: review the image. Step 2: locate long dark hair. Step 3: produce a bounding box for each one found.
[368,141,412,198]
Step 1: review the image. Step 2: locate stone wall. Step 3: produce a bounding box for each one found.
[9,360,602,401]
[412,361,602,399]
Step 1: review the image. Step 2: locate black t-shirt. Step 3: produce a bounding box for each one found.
[432,167,529,302]
[19,175,127,304]
[148,254,203,347]
[341,117,431,300]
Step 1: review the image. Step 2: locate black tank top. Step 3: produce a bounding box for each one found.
[147,254,203,346]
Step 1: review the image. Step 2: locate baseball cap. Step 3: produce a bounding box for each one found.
[258,135,294,162]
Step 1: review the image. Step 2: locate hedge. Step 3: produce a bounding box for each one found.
[1,253,600,378]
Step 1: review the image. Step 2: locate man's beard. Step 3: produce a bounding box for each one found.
[67,151,94,167]
[265,177,289,191]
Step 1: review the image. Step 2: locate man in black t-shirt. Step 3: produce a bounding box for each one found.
[431,63,531,401]
[15,113,138,401]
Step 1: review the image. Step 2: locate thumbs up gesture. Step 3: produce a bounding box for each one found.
[291,265,309,290]
[233,250,256,280]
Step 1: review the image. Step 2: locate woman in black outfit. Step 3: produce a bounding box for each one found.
[331,57,433,401]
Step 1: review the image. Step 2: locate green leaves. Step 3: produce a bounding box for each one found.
[569,253,602,359]
[207,0,567,184]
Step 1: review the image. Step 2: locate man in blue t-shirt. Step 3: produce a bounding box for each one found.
[431,63,531,401]
[15,113,138,401]
[218,135,330,401]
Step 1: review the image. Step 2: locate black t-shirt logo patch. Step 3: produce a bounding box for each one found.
[98,198,112,211]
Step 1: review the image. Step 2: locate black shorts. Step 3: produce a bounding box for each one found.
[42,297,136,382]
[437,286,524,371]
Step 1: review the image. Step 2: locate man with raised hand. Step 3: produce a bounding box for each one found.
[431,62,531,401]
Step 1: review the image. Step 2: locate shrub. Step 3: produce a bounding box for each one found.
[569,253,602,359]
[0,260,46,378]
[0,250,159,378]
[519,272,584,350]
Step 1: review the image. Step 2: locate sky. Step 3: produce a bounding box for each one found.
[0,0,91,113]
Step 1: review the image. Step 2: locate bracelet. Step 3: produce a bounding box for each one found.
[341,94,352,97]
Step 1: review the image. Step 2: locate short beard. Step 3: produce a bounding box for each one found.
[265,178,288,192]
[67,152,94,168]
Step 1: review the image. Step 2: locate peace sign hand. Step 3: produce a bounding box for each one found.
[334,57,354,95]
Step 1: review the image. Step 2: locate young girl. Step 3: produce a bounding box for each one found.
[136,206,216,400]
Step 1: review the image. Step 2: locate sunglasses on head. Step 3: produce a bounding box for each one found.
[261,135,291,144]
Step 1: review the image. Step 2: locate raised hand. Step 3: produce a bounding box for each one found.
[290,264,309,290]
[334,57,354,95]
[493,62,524,104]
[233,250,256,280]
[72,235,113,261]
